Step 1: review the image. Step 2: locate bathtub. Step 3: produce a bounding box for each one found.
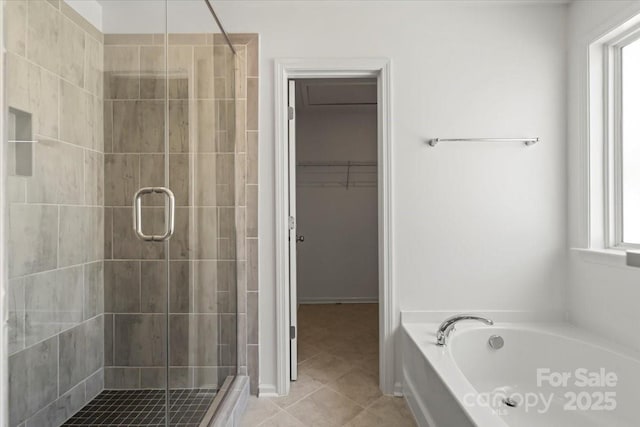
[401,319,640,427]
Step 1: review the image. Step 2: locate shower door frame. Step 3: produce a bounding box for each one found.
[0,3,8,424]
[273,58,395,397]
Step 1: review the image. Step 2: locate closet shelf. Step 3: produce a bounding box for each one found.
[296,161,377,189]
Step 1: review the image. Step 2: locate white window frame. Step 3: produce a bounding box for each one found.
[604,24,640,250]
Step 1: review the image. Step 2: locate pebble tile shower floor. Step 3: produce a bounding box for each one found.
[62,389,217,426]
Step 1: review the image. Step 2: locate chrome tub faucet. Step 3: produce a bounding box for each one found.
[436,314,494,346]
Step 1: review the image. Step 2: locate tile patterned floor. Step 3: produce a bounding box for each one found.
[62,388,217,426]
[240,304,417,427]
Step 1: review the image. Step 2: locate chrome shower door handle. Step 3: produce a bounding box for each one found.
[133,187,176,242]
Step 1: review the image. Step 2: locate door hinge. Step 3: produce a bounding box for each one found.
[288,216,296,230]
[290,326,296,340]
[288,106,295,121]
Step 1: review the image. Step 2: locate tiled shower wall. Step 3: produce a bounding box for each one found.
[4,1,259,424]
[5,1,105,426]
[102,34,259,394]
[226,34,259,395]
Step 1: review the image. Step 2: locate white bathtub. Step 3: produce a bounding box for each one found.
[402,320,640,427]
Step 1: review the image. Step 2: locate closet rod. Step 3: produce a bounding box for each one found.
[297,161,377,167]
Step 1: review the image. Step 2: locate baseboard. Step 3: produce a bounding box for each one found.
[257,384,278,397]
[393,381,404,397]
[297,297,379,304]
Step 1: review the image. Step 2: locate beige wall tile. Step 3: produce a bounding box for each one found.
[195,153,217,206]
[104,367,140,389]
[7,53,30,112]
[168,46,193,99]
[6,0,27,56]
[248,344,259,395]
[235,100,247,152]
[57,206,85,266]
[9,204,58,278]
[247,37,259,78]
[104,46,140,99]
[169,261,191,313]
[169,33,207,45]
[104,101,113,153]
[85,150,104,206]
[196,207,218,260]
[194,260,218,313]
[213,46,233,99]
[112,208,142,260]
[94,95,104,152]
[104,208,113,260]
[26,139,84,204]
[218,208,235,240]
[58,206,103,267]
[247,78,259,131]
[60,1,103,43]
[60,15,85,87]
[29,63,59,139]
[247,185,258,238]
[85,35,104,97]
[140,154,165,206]
[27,0,60,74]
[24,267,83,346]
[140,261,167,313]
[60,80,95,148]
[194,46,214,99]
[234,45,247,99]
[235,153,246,207]
[140,46,166,100]
[169,100,189,152]
[247,132,258,184]
[193,46,215,99]
[112,101,165,153]
[114,314,166,366]
[105,261,141,313]
[169,154,190,206]
[105,154,139,207]
[235,208,246,261]
[247,292,258,345]
[247,238,258,291]
[104,34,153,45]
[196,100,216,152]
[170,207,190,260]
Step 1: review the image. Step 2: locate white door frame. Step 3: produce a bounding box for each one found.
[274,58,396,396]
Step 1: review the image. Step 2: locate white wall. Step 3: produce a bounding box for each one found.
[567,1,640,353]
[296,108,378,303]
[102,1,569,393]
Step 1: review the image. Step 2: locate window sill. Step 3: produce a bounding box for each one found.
[571,248,628,268]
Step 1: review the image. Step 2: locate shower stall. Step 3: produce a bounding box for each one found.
[2,0,256,425]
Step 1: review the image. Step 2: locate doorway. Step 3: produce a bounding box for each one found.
[289,77,379,385]
[274,58,395,397]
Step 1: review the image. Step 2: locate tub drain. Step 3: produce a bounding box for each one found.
[503,397,519,408]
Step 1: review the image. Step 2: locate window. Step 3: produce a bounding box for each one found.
[620,37,640,245]
[602,26,640,249]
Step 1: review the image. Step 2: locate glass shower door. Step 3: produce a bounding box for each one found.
[4,0,239,425]
[165,1,240,423]
[102,0,173,424]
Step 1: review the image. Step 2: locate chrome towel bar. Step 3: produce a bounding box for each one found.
[427,137,539,147]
